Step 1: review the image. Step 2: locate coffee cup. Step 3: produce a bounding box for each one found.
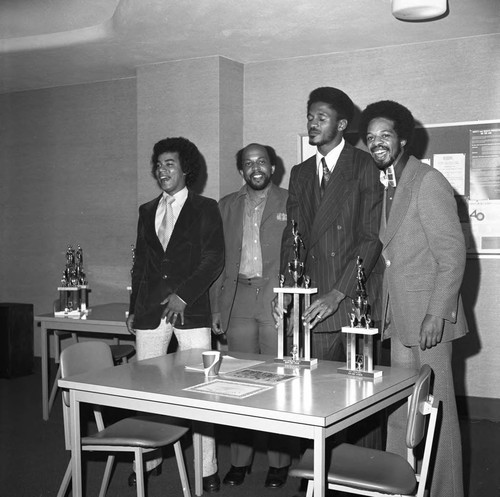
[202,351,222,377]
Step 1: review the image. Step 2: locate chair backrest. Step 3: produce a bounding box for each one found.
[61,340,114,378]
[60,341,115,450]
[60,341,114,406]
[406,364,433,449]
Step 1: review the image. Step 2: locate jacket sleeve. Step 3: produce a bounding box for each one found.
[334,153,383,298]
[208,200,227,314]
[419,170,466,322]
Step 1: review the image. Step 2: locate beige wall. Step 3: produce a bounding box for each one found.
[136,56,244,206]
[0,79,138,354]
[1,34,499,399]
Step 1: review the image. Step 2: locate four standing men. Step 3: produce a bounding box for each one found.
[128,92,467,497]
[359,100,467,497]
[210,143,291,488]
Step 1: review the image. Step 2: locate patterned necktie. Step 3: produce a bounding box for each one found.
[379,165,397,189]
[320,157,330,196]
[158,196,175,250]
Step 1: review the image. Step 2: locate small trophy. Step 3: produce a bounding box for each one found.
[274,220,318,368]
[337,257,382,378]
[56,244,90,316]
[126,244,135,295]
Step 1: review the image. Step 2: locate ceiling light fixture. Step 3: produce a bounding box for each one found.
[392,0,447,21]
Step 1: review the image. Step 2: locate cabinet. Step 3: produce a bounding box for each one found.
[0,303,34,378]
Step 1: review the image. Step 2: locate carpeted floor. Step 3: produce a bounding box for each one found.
[1,359,499,497]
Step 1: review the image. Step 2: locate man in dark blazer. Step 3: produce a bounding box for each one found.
[127,137,224,493]
[359,100,467,497]
[273,87,383,362]
[210,143,291,488]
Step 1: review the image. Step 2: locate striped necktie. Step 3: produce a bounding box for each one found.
[320,157,330,196]
[158,196,175,250]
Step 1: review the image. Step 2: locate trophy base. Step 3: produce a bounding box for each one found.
[275,357,318,368]
[337,366,383,378]
[54,309,90,319]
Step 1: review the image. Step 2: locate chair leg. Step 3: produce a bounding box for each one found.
[173,440,192,497]
[306,480,314,497]
[135,449,146,497]
[98,454,115,497]
[48,365,62,414]
[57,459,72,497]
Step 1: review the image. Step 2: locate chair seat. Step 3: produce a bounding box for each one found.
[290,444,417,495]
[109,344,135,362]
[83,415,189,448]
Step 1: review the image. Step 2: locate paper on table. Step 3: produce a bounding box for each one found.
[185,355,265,374]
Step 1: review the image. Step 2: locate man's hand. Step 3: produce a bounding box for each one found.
[419,314,444,350]
[126,313,135,335]
[211,312,225,335]
[272,294,292,326]
[302,289,345,329]
[160,293,187,326]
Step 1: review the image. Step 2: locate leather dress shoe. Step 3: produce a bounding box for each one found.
[223,465,251,486]
[202,472,220,493]
[264,466,289,488]
[127,464,162,487]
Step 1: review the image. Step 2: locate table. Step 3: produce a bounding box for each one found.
[35,302,131,420]
[59,348,418,497]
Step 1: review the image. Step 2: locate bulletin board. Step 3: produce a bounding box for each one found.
[300,119,500,258]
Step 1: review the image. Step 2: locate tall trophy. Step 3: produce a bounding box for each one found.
[274,220,318,367]
[56,244,90,316]
[337,256,382,378]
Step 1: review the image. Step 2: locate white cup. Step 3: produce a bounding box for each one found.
[202,351,222,377]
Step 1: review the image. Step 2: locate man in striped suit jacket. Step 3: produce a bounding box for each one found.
[273,87,383,361]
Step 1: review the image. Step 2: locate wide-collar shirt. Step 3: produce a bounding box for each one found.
[316,137,345,186]
[239,184,270,278]
[155,187,189,234]
[384,153,409,220]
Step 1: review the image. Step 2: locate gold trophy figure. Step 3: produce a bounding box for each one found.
[56,244,90,316]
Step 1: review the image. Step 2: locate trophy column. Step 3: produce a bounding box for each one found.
[274,220,318,368]
[274,286,318,367]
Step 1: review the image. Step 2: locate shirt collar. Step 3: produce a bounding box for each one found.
[162,186,188,203]
[316,138,345,172]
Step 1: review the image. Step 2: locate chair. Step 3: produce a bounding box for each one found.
[57,341,191,497]
[289,364,438,497]
[48,330,135,416]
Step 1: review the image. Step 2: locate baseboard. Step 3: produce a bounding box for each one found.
[457,395,500,422]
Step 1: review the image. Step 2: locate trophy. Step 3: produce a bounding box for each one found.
[274,220,318,368]
[337,257,382,378]
[56,244,90,316]
[126,244,135,295]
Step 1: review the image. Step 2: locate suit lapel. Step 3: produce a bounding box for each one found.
[381,159,418,247]
[144,195,164,252]
[168,192,195,246]
[310,144,355,247]
[261,184,280,224]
